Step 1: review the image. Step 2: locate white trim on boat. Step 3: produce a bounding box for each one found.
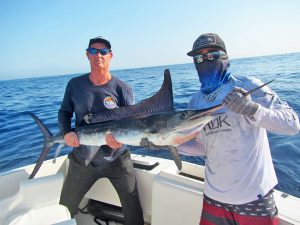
[0,154,299,225]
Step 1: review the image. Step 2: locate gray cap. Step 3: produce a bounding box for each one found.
[187,33,226,56]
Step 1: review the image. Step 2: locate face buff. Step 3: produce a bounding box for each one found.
[195,59,230,101]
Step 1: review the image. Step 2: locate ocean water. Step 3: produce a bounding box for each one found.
[0,52,300,198]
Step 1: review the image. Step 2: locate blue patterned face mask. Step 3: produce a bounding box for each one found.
[195,59,230,94]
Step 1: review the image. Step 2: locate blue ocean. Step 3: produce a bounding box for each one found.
[0,53,299,198]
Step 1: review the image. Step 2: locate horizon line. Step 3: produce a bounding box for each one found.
[1,51,299,82]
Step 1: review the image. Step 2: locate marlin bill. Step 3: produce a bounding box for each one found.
[29,69,221,179]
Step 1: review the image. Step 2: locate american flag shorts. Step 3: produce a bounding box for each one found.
[200,191,278,225]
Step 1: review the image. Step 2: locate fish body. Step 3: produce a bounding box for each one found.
[78,109,216,147]
[29,68,270,179]
[28,69,220,179]
[29,105,219,179]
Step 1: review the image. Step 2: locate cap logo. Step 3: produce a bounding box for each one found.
[194,35,216,49]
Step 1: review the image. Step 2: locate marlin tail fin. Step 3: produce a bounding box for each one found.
[28,112,55,179]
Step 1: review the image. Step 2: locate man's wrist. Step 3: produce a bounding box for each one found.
[246,102,259,117]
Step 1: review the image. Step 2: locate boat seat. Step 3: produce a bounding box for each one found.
[0,173,76,225]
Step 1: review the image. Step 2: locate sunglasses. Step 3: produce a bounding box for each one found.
[86,48,111,55]
[193,51,228,64]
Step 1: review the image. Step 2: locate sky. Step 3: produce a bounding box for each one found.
[0,0,299,80]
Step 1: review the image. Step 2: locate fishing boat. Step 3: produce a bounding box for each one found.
[0,154,299,225]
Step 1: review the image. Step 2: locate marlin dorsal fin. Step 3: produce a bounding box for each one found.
[84,69,174,124]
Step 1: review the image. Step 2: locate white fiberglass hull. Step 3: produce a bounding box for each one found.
[0,155,299,225]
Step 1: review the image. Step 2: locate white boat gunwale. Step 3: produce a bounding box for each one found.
[0,154,299,225]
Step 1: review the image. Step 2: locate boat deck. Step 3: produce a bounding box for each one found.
[75,197,150,225]
[1,154,300,225]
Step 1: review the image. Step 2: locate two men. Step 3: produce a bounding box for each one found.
[58,34,300,225]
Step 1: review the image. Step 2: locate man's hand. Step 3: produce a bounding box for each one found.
[105,133,123,150]
[64,132,80,147]
[222,87,259,117]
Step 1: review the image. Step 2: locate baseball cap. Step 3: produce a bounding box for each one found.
[88,36,111,49]
[187,33,226,56]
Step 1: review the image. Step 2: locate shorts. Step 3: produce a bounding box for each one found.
[200,191,278,225]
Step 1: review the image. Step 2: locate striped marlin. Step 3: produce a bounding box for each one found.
[28,69,220,178]
[29,69,270,179]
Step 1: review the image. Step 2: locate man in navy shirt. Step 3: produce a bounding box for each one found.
[58,36,144,225]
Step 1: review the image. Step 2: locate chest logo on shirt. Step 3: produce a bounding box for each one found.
[103,96,117,109]
[203,114,232,135]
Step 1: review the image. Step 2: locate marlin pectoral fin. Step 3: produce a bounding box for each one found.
[165,146,182,171]
[140,138,182,170]
[52,143,65,163]
[84,145,101,166]
[140,138,162,150]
